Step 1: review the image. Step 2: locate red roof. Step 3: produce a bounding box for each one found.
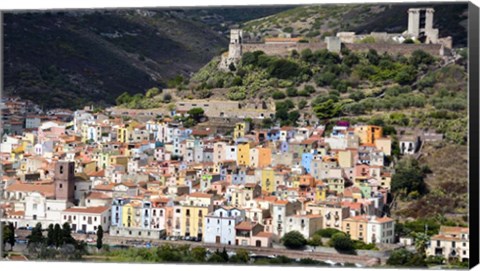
[63,206,110,214]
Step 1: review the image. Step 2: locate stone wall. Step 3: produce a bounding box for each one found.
[344,43,444,56]
[241,42,444,57]
[242,42,327,57]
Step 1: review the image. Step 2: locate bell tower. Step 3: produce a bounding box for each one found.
[54,161,75,202]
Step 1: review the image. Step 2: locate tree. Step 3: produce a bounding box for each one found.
[391,157,427,196]
[191,247,207,262]
[6,223,15,251]
[329,232,355,253]
[413,232,430,255]
[288,110,300,124]
[286,87,298,97]
[27,222,45,246]
[145,87,160,98]
[230,248,250,263]
[387,248,427,267]
[187,107,205,122]
[298,99,308,110]
[220,247,229,262]
[394,65,417,85]
[62,223,75,245]
[163,93,172,103]
[116,92,132,105]
[410,50,435,66]
[53,224,63,248]
[313,99,344,120]
[282,231,307,249]
[96,226,104,250]
[47,224,55,247]
[315,228,342,238]
[272,91,286,100]
[307,234,323,249]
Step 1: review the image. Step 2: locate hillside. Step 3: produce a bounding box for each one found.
[242,3,467,47]
[3,7,294,109]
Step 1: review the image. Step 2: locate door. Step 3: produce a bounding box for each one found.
[72,224,77,231]
[256,240,262,247]
[82,224,87,232]
[215,236,221,244]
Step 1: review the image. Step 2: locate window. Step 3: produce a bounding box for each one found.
[59,183,63,189]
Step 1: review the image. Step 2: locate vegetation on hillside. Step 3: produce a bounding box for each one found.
[242,4,467,47]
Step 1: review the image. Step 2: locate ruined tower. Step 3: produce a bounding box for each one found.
[219,29,243,71]
[407,8,438,43]
[54,161,75,202]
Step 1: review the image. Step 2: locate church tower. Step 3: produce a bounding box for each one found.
[54,161,75,202]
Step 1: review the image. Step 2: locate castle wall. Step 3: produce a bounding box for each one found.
[242,43,327,56]
[344,43,444,56]
[241,42,443,57]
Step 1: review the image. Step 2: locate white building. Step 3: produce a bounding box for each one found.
[427,226,469,262]
[61,206,111,233]
[366,216,395,244]
[204,207,245,245]
[285,214,323,239]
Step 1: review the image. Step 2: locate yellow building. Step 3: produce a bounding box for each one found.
[338,150,354,168]
[233,122,250,140]
[354,125,383,145]
[180,192,214,238]
[97,152,111,169]
[110,155,129,169]
[121,202,141,228]
[261,167,275,194]
[256,147,272,168]
[237,142,252,166]
[315,181,327,202]
[374,137,392,156]
[342,216,369,242]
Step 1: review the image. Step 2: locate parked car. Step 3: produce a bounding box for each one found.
[77,230,86,234]
[184,236,191,241]
[16,239,27,244]
[190,237,197,242]
[86,231,96,235]
[18,226,27,230]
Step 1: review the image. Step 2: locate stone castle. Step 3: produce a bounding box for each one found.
[219,7,452,71]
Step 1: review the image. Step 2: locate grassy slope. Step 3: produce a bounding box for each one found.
[243,3,467,47]
[4,7,297,110]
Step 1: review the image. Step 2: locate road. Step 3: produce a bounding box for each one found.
[13,230,380,266]
[102,235,380,266]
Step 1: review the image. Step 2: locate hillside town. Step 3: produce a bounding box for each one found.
[0,94,469,266]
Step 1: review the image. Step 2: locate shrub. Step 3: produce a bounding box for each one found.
[303,85,315,93]
[315,228,342,238]
[286,87,298,97]
[329,233,355,253]
[282,231,307,249]
[272,91,286,100]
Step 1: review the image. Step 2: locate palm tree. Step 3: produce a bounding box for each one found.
[413,232,430,255]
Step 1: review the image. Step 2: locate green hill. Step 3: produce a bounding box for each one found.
[3,7,294,109]
[242,3,467,47]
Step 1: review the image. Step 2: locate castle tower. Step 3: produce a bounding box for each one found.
[219,29,244,71]
[425,8,435,32]
[407,7,439,44]
[228,29,243,60]
[407,8,421,37]
[54,161,75,202]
